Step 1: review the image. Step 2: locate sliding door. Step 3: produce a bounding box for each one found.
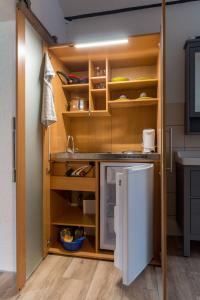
[16,9,44,288]
[24,18,43,279]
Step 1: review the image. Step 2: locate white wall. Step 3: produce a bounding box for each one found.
[31,0,67,43]
[0,0,16,272]
[59,0,177,20]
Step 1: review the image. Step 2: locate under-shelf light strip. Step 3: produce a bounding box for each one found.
[74,39,129,48]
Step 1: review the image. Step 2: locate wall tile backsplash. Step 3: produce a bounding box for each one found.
[166,103,185,126]
[166,126,185,149]
[185,135,200,148]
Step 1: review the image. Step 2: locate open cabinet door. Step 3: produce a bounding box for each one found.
[16,3,56,289]
[161,1,167,300]
[114,164,154,286]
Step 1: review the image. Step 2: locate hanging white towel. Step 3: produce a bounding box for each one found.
[41,53,57,127]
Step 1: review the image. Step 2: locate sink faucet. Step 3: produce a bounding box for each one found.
[67,135,75,153]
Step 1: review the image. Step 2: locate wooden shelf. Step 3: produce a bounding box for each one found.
[91,88,106,94]
[108,79,158,91]
[52,207,96,228]
[63,111,89,117]
[90,76,106,83]
[62,83,89,91]
[50,176,96,192]
[108,98,158,108]
[49,240,114,260]
[90,110,110,117]
[62,110,110,117]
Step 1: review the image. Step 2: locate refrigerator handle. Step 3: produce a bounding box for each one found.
[114,172,123,271]
[114,174,122,234]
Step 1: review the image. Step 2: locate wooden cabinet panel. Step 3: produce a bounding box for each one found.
[191,198,200,234]
[191,171,200,197]
[50,176,96,192]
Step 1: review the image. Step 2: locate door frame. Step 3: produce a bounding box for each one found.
[16,1,56,290]
[161,1,167,299]
[16,7,26,290]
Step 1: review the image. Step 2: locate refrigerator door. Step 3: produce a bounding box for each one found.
[100,163,142,250]
[114,164,154,286]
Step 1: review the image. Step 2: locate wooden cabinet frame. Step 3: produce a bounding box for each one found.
[16,2,167,299]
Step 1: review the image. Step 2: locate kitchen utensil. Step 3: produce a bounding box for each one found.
[57,71,71,85]
[60,227,85,251]
[119,95,128,99]
[80,76,89,83]
[61,237,85,251]
[94,82,106,89]
[69,96,88,111]
[95,66,101,76]
[140,92,147,98]
[68,74,81,84]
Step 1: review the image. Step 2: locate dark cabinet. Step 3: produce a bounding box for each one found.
[185,38,200,134]
[176,164,200,256]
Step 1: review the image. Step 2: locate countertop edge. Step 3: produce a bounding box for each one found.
[51,152,161,162]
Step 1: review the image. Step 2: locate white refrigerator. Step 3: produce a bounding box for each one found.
[100,162,154,286]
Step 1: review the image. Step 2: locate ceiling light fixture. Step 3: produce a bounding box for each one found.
[74,39,129,48]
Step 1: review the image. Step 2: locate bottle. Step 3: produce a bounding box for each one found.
[95,66,101,76]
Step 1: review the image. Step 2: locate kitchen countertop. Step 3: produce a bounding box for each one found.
[175,150,200,166]
[51,152,160,162]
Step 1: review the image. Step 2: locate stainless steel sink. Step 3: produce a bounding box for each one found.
[176,151,200,165]
[51,151,160,162]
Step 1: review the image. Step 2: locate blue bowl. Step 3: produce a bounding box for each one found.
[61,237,85,251]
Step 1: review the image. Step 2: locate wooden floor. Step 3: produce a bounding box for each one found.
[2,238,200,300]
[0,272,17,299]
[1,255,162,300]
[168,237,200,300]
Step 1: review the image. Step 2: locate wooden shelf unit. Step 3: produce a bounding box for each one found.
[89,59,108,114]
[45,33,162,261]
[61,59,159,116]
[49,160,102,258]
